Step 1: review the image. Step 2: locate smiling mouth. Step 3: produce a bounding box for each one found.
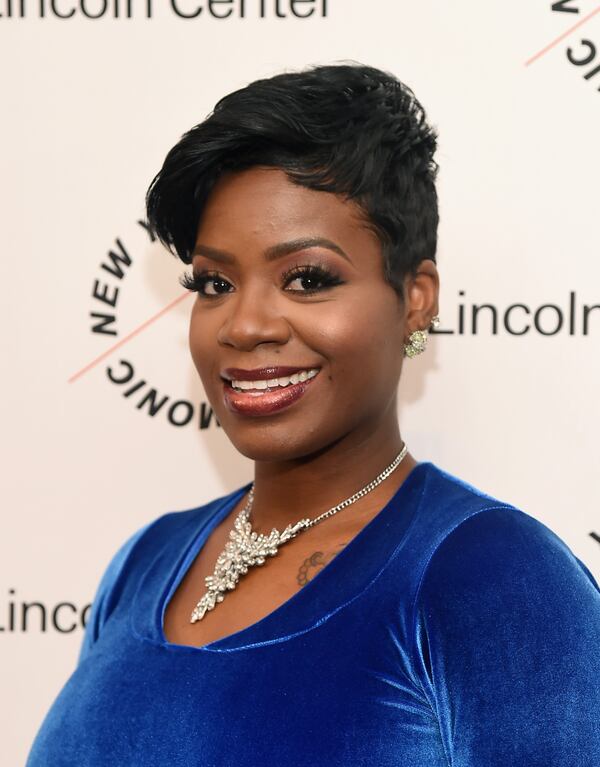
[226,368,320,393]
[221,367,321,416]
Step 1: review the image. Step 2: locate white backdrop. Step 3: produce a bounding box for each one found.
[2,1,599,763]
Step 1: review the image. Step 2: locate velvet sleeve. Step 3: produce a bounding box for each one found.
[78,521,153,665]
[412,506,600,766]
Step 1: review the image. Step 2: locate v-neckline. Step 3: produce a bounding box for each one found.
[153,461,430,653]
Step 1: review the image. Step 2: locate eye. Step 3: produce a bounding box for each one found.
[180,262,345,298]
[282,264,344,295]
[179,270,233,297]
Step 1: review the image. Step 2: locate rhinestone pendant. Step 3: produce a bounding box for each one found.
[190,500,310,623]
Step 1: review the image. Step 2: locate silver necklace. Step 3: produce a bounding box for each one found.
[190,443,408,623]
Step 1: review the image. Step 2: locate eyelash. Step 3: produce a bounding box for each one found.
[179,262,344,298]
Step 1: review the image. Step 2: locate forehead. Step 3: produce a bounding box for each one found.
[195,167,378,251]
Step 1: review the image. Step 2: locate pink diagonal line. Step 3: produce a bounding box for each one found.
[525,4,600,66]
[68,291,192,383]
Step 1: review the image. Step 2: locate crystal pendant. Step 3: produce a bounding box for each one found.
[190,498,310,623]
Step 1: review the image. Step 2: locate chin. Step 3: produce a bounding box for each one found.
[221,421,332,464]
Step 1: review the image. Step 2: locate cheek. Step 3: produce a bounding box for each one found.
[188,305,214,376]
[300,297,403,391]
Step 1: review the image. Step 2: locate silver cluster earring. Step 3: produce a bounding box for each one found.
[403,315,440,358]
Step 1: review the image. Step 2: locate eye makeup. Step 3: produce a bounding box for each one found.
[180,260,345,298]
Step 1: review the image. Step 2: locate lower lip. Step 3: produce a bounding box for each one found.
[222,374,319,417]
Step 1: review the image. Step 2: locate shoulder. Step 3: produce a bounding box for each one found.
[419,461,520,518]
[412,462,600,610]
[101,482,249,576]
[426,504,597,593]
[413,475,600,629]
[78,482,250,661]
[404,462,526,575]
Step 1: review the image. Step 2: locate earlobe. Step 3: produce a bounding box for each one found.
[402,260,440,357]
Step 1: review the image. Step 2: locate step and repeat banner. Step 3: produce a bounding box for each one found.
[2,1,599,763]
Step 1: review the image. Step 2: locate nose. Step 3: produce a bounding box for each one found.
[216,288,292,351]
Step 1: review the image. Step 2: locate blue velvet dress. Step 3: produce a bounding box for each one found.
[27,461,600,766]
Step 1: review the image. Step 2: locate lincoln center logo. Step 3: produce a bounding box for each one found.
[0,0,331,21]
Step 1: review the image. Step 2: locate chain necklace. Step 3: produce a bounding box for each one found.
[190,444,408,623]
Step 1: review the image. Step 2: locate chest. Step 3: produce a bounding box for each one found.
[162,504,355,649]
[32,603,445,767]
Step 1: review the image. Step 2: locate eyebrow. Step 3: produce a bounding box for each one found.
[192,237,352,265]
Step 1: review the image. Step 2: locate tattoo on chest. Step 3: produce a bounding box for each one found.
[296,542,348,586]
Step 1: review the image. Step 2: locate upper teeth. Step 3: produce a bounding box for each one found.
[231,368,319,391]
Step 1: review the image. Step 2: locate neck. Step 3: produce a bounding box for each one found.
[249,411,418,533]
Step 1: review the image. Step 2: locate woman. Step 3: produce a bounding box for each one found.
[28,62,600,765]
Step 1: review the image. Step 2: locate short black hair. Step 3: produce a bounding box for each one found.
[145,61,439,300]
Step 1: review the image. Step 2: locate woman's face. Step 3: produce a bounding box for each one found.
[188,167,423,462]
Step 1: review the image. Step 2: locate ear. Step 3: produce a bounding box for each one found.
[403,259,440,336]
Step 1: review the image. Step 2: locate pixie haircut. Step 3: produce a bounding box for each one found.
[145,61,439,300]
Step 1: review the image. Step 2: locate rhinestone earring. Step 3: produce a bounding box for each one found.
[403,315,440,358]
